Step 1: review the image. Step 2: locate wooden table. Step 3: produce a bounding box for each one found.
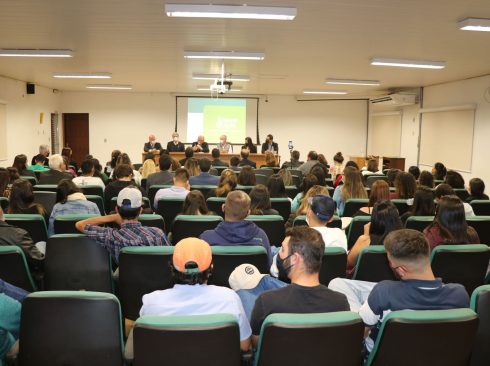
[143,151,280,168]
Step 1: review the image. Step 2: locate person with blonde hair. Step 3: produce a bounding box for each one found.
[332,166,367,216]
[111,153,141,185]
[262,151,279,168]
[212,169,237,198]
[184,158,200,177]
[140,154,158,179]
[286,185,328,228]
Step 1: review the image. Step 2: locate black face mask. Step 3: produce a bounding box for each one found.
[276,253,294,281]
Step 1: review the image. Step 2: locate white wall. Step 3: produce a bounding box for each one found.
[0,75,61,165]
[60,92,369,165]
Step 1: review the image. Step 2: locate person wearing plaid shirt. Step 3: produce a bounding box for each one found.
[76,186,169,264]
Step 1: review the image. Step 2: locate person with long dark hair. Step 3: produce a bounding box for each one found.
[354,180,390,216]
[466,178,489,202]
[241,137,257,154]
[432,162,447,181]
[249,185,279,215]
[418,170,434,188]
[8,179,46,217]
[48,179,100,236]
[391,171,416,199]
[237,166,256,186]
[181,190,211,216]
[347,200,402,269]
[291,174,318,213]
[400,186,435,223]
[12,154,35,177]
[423,195,479,250]
[268,174,289,199]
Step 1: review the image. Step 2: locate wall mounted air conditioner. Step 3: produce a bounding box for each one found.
[370,93,416,106]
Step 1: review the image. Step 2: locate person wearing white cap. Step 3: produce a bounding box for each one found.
[228,264,286,320]
[75,186,170,264]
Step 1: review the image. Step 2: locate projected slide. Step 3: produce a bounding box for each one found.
[187,98,246,143]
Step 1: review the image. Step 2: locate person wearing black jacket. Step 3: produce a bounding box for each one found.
[143,134,163,153]
[261,134,279,154]
[166,132,185,152]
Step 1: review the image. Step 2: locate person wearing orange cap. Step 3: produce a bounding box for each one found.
[139,237,251,351]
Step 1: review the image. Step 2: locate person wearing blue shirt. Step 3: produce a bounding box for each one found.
[189,158,219,186]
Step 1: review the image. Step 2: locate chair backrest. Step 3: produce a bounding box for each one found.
[33,190,56,215]
[404,215,434,232]
[255,168,274,177]
[19,291,124,366]
[285,185,299,199]
[148,185,172,208]
[138,213,166,231]
[236,185,254,194]
[430,244,490,295]
[346,215,371,249]
[208,246,269,287]
[255,312,364,366]
[0,246,37,291]
[246,215,285,247]
[44,234,113,292]
[352,246,397,282]
[118,246,174,320]
[270,198,291,221]
[319,247,347,286]
[85,194,105,215]
[0,196,8,210]
[53,214,100,234]
[190,185,218,198]
[132,314,241,366]
[79,185,104,197]
[288,169,302,178]
[156,197,186,231]
[291,175,301,188]
[454,188,470,201]
[171,215,223,244]
[206,197,226,217]
[470,200,490,216]
[366,175,388,188]
[391,198,410,215]
[342,199,369,217]
[4,214,48,243]
[470,285,490,366]
[255,174,269,185]
[293,215,307,227]
[366,309,478,366]
[32,184,58,192]
[466,216,490,245]
[20,175,38,186]
[140,177,147,190]
[209,167,218,176]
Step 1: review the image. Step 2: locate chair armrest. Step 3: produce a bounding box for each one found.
[241,349,253,366]
[123,328,134,365]
[5,340,19,366]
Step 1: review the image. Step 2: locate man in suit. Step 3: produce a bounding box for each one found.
[38,154,73,184]
[261,134,279,154]
[146,154,174,193]
[192,135,210,153]
[189,158,220,186]
[31,144,50,167]
[211,148,229,167]
[143,134,163,153]
[238,149,256,168]
[166,132,185,152]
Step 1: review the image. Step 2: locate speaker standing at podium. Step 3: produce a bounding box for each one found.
[144,134,163,153]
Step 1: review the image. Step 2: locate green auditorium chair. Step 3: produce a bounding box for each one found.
[470,285,490,366]
[246,215,285,247]
[342,198,369,217]
[0,246,37,291]
[346,215,371,250]
[171,215,223,244]
[352,246,397,282]
[4,214,48,243]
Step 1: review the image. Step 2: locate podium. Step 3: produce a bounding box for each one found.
[142,151,280,168]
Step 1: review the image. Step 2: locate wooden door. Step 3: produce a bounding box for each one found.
[63,113,89,166]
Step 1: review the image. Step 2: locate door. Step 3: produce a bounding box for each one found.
[63,113,89,166]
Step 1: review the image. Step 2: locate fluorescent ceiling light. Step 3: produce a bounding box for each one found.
[192,73,250,81]
[184,51,264,60]
[326,78,380,86]
[197,86,242,92]
[303,90,348,95]
[370,58,446,69]
[53,72,112,79]
[86,84,132,90]
[0,49,73,57]
[459,18,490,32]
[165,4,296,20]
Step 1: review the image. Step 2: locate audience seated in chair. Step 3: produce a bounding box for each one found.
[237,166,256,186]
[48,179,100,236]
[423,195,480,250]
[329,229,469,356]
[189,158,220,186]
[200,190,272,265]
[37,154,73,185]
[76,187,169,265]
[72,159,105,189]
[434,183,474,218]
[146,154,173,193]
[181,190,213,216]
[249,185,279,216]
[250,226,349,346]
[466,177,488,202]
[12,154,35,178]
[333,166,368,216]
[8,179,46,218]
[137,238,251,351]
[210,148,229,167]
[104,164,146,212]
[390,171,416,200]
[30,144,50,167]
[208,169,237,198]
[400,186,435,223]
[297,151,320,175]
[238,149,256,168]
[291,174,318,213]
[281,150,303,169]
[153,168,190,207]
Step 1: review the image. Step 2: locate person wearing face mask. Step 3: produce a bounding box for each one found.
[260,134,278,154]
[242,137,257,154]
[306,195,347,251]
[166,132,185,152]
[328,229,469,356]
[144,134,163,153]
[250,226,349,347]
[217,134,232,153]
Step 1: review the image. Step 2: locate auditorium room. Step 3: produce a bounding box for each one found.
[0,0,489,365]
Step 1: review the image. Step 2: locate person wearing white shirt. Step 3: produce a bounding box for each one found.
[72,159,105,189]
[153,168,190,207]
[306,194,347,251]
[139,237,252,351]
